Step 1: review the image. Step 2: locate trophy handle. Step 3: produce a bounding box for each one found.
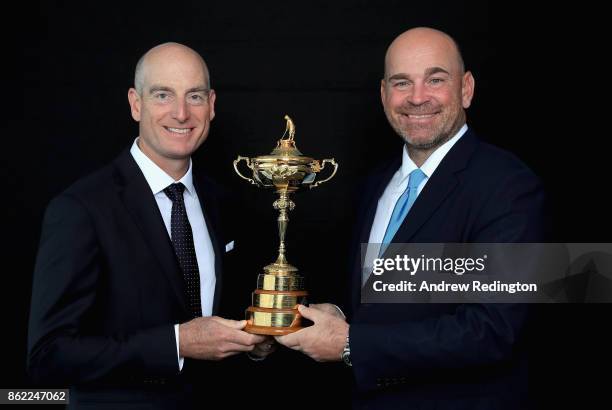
[310,158,338,189]
[233,156,258,186]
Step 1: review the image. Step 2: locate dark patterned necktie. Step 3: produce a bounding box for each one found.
[163,183,202,318]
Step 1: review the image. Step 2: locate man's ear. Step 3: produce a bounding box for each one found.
[461,71,475,109]
[128,88,142,121]
[208,90,216,121]
[380,79,387,106]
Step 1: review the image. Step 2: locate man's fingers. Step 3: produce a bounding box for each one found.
[297,304,323,322]
[309,303,332,313]
[261,335,275,344]
[275,331,302,349]
[214,319,268,347]
[224,328,266,346]
[208,317,265,345]
[248,334,267,345]
[221,342,255,354]
[211,317,246,330]
[310,303,346,319]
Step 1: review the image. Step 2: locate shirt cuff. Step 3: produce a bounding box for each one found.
[174,324,184,371]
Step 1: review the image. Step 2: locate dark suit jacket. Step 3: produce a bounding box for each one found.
[348,129,545,410]
[27,148,235,409]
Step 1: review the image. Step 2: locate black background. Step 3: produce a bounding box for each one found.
[9,1,610,408]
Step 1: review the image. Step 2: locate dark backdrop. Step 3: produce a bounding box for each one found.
[9,1,610,408]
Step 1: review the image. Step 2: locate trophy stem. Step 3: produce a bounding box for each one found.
[275,190,294,264]
[265,190,297,275]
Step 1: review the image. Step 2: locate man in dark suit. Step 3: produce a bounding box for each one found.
[27,42,273,409]
[276,27,544,409]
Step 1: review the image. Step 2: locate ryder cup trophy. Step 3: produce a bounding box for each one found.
[233,115,338,335]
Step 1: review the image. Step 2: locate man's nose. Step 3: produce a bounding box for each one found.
[172,99,190,122]
[406,83,429,106]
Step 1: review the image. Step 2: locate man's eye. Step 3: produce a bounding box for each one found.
[429,78,445,85]
[394,81,409,88]
[155,92,169,100]
[187,93,209,105]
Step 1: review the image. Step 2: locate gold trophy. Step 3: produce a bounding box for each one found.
[233,115,338,335]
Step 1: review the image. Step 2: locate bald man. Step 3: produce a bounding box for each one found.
[27,43,271,409]
[276,28,544,409]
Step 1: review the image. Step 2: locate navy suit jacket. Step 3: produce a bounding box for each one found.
[348,129,545,409]
[27,149,235,409]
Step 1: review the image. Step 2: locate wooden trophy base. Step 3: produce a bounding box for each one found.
[244,306,304,335]
[244,324,304,336]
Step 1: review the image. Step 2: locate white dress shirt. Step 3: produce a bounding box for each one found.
[130,138,216,370]
[362,125,468,282]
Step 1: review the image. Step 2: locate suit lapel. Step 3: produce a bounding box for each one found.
[386,172,459,245]
[350,158,401,312]
[359,159,401,244]
[112,150,189,315]
[192,175,224,315]
[384,130,478,247]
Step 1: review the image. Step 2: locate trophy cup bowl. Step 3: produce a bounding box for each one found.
[233,115,338,335]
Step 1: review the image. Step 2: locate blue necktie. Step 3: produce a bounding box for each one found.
[380,168,427,254]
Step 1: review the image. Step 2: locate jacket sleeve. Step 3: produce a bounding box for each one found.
[27,194,179,385]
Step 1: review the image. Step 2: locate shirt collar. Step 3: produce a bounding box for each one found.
[399,124,468,182]
[129,138,195,196]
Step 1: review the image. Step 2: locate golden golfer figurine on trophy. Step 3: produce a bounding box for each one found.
[233,115,338,335]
